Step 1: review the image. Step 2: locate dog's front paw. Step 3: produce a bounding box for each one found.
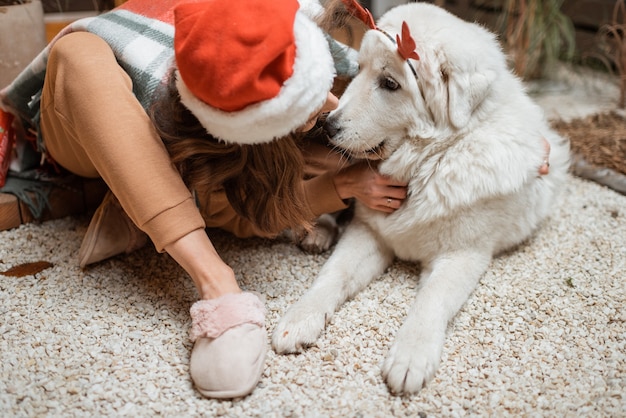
[272,302,328,354]
[381,330,444,395]
[297,214,338,254]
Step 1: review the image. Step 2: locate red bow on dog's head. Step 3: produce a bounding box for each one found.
[396,21,420,61]
[340,0,420,62]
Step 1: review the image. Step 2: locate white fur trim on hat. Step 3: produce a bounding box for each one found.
[176,12,335,145]
[298,0,325,20]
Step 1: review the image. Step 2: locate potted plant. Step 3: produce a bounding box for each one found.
[498,0,576,80]
[590,0,626,108]
[0,0,46,88]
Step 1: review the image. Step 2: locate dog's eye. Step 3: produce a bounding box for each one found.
[380,76,400,91]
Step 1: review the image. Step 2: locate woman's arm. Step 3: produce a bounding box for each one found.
[165,229,242,300]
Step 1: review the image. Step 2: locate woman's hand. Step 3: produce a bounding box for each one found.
[333,161,408,213]
[539,137,551,175]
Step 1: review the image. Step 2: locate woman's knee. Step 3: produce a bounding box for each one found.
[48,32,116,79]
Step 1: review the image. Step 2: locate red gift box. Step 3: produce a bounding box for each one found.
[0,109,16,188]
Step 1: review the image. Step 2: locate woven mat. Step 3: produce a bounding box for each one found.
[552,111,626,194]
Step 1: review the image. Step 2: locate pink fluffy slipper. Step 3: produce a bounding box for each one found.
[189,292,267,399]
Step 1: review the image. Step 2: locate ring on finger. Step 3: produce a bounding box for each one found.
[387,198,392,205]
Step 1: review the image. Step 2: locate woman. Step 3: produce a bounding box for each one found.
[1,0,407,399]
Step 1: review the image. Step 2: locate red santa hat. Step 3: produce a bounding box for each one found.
[174,0,335,144]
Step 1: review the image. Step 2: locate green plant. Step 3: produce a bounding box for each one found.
[498,0,576,80]
[590,0,626,108]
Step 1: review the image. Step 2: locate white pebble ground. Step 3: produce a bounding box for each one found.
[1,65,624,416]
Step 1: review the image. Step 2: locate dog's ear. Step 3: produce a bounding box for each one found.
[447,69,496,129]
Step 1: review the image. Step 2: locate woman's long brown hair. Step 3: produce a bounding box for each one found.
[149,72,314,236]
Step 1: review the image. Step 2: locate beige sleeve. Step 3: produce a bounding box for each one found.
[196,172,348,239]
[302,171,349,217]
[196,188,272,239]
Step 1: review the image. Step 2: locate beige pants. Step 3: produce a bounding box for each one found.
[40,32,204,251]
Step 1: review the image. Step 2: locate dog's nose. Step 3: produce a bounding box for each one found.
[323,117,340,138]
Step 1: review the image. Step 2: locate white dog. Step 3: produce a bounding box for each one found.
[272,2,570,395]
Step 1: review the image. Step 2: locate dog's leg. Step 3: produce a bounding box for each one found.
[296,213,339,254]
[272,219,394,353]
[382,250,491,394]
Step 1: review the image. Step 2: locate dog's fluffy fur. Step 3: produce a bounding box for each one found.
[272,3,570,394]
